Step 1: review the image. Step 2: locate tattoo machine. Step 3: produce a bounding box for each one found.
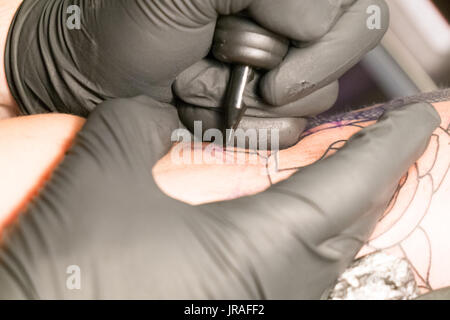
[212,15,290,144]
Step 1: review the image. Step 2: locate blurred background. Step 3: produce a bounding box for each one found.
[331,0,450,113]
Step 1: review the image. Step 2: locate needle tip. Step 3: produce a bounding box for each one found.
[225,106,246,147]
[225,130,234,147]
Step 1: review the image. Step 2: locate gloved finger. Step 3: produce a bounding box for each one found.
[260,0,390,106]
[197,0,254,19]
[174,59,339,117]
[144,0,254,25]
[176,101,308,149]
[76,96,179,170]
[0,96,180,299]
[201,102,440,299]
[249,0,356,41]
[174,0,352,34]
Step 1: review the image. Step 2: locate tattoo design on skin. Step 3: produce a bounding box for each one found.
[357,110,449,294]
[275,102,449,295]
[154,93,450,294]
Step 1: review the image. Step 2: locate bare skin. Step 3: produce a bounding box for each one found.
[0,100,448,295]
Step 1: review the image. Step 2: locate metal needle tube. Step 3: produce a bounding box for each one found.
[224,64,253,145]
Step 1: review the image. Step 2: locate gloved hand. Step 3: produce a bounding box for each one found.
[0,96,440,299]
[6,0,389,148]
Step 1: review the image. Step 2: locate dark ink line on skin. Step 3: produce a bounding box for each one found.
[440,126,450,137]
[224,148,259,156]
[418,226,433,287]
[425,173,435,197]
[379,174,407,221]
[348,124,365,129]
[418,135,440,179]
[277,168,298,173]
[434,164,450,193]
[256,151,270,161]
[275,139,349,173]
[369,165,421,244]
[301,119,374,141]
[400,244,432,291]
[318,140,348,161]
[274,151,279,175]
[381,164,434,251]
[265,160,274,187]
[306,89,450,132]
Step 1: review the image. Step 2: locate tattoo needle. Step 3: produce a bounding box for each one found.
[212,15,289,146]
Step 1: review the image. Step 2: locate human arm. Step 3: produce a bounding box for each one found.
[0,94,440,299]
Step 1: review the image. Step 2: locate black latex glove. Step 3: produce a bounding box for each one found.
[0,96,440,299]
[6,0,389,148]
